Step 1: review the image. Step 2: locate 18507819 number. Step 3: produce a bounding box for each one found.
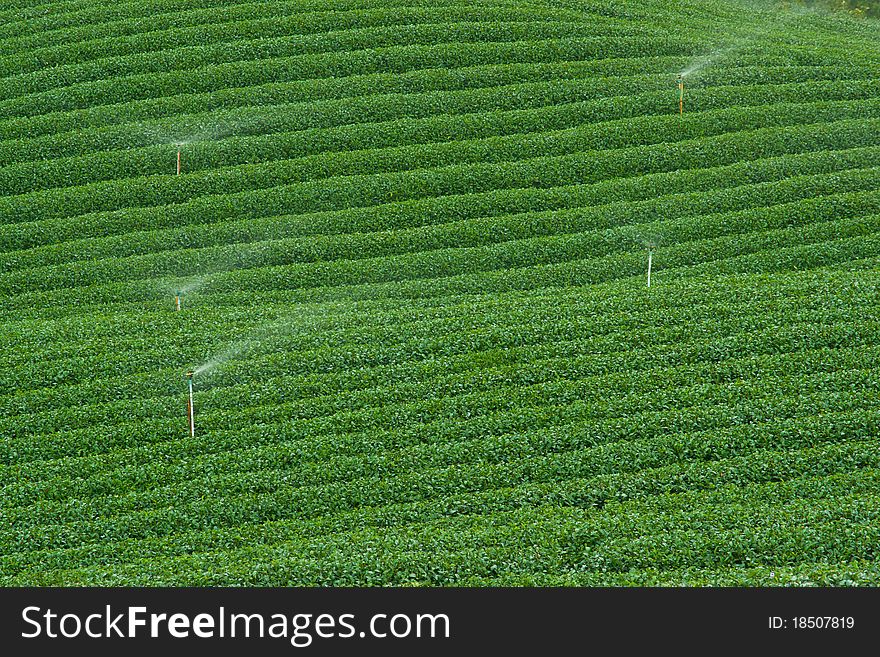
[768,616,855,630]
[791,617,854,629]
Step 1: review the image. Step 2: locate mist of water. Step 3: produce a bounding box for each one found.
[165,272,219,305]
[193,336,259,377]
[166,240,271,305]
[125,114,268,164]
[677,2,813,81]
[144,117,251,150]
[175,275,208,296]
[190,305,332,381]
[636,230,663,252]
[679,46,739,78]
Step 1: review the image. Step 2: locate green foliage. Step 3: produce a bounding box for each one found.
[1,0,879,586]
[785,0,880,19]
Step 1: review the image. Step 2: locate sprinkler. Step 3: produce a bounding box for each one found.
[186,371,195,438]
[677,74,684,119]
[177,149,181,176]
[175,291,182,311]
[647,247,653,287]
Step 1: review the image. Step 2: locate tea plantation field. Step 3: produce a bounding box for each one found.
[1,0,879,585]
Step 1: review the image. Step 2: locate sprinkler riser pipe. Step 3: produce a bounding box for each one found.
[177,150,181,176]
[188,380,195,438]
[186,371,195,438]
[647,250,653,288]
[678,77,684,118]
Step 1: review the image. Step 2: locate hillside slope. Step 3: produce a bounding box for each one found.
[1,0,879,585]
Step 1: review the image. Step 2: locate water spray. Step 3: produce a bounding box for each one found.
[677,74,684,119]
[186,371,195,438]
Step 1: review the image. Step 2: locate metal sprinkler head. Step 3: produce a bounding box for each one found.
[186,371,194,381]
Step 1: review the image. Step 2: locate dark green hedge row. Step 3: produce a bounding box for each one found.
[0,35,698,119]
[0,57,682,142]
[5,161,878,279]
[0,5,619,77]
[5,363,876,524]
[2,443,877,581]
[4,452,879,584]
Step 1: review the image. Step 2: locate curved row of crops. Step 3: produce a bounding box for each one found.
[1,0,879,585]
